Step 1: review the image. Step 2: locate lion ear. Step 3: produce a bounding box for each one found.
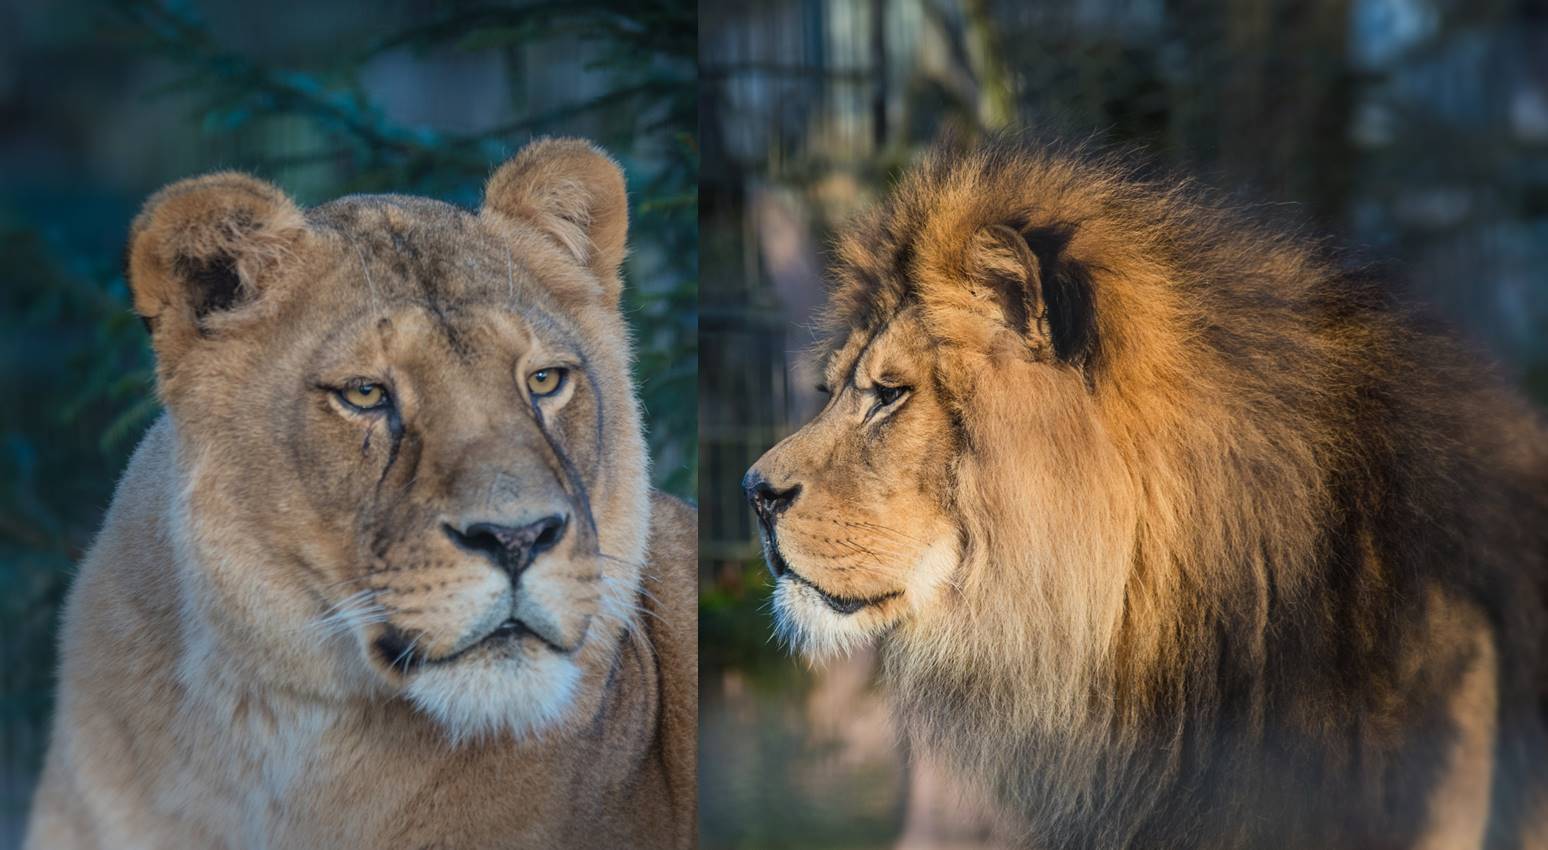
[968,223,1098,371]
[128,172,308,363]
[482,137,629,305]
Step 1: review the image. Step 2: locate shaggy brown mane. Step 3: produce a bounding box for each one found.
[817,137,1548,848]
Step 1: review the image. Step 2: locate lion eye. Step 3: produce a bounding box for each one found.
[339,383,387,410]
[875,384,906,406]
[527,368,567,397]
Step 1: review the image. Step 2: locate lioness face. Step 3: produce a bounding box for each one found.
[745,309,961,658]
[288,283,617,740]
[129,140,649,741]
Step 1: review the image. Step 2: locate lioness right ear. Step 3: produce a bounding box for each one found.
[128,172,308,363]
[481,137,629,306]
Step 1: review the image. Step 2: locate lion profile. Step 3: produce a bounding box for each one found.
[26,138,696,850]
[747,137,1548,848]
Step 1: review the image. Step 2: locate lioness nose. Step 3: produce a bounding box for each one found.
[742,470,800,523]
[444,514,568,577]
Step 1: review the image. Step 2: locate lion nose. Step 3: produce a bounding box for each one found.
[742,470,800,525]
[444,514,568,578]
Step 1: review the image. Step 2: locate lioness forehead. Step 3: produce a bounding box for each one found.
[269,194,599,372]
[307,194,531,305]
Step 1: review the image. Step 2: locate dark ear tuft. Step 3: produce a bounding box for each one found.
[1021,224,1099,370]
[175,253,245,321]
[966,221,1100,374]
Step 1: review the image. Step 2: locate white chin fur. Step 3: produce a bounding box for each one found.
[404,650,581,745]
[770,578,887,662]
[771,537,959,662]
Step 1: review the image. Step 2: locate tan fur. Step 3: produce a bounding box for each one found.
[26,138,695,849]
[748,138,1548,847]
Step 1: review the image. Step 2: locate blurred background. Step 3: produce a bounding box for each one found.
[0,0,693,842]
[698,0,1548,847]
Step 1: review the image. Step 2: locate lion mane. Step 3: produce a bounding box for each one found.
[809,138,1548,848]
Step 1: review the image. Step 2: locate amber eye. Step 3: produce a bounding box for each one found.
[339,383,387,410]
[527,368,566,397]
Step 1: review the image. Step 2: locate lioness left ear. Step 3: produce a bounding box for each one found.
[968,223,1099,371]
[482,137,629,305]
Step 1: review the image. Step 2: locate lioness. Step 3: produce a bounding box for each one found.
[25,138,695,849]
[746,138,1548,848]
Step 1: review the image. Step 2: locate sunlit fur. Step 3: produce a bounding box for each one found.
[750,137,1548,848]
[767,531,958,662]
[26,139,697,850]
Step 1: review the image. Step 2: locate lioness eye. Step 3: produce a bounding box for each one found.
[876,384,906,406]
[527,368,566,397]
[340,383,387,410]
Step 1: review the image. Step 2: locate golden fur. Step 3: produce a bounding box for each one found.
[748,138,1548,848]
[26,138,696,849]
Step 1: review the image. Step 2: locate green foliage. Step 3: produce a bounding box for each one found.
[699,560,784,673]
[0,217,155,813]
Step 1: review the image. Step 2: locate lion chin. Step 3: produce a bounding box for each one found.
[767,536,959,663]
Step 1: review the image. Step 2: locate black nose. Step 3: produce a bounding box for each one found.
[742,471,800,524]
[444,514,568,577]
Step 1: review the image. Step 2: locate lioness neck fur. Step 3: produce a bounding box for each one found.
[748,137,1548,849]
[25,138,696,849]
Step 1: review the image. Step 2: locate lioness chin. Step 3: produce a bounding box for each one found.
[25,138,695,850]
[747,137,1548,849]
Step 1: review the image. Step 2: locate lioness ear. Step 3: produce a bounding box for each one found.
[128,172,307,360]
[968,223,1098,371]
[482,137,629,304]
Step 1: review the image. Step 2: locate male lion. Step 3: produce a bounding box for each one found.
[745,138,1548,849]
[25,138,695,849]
